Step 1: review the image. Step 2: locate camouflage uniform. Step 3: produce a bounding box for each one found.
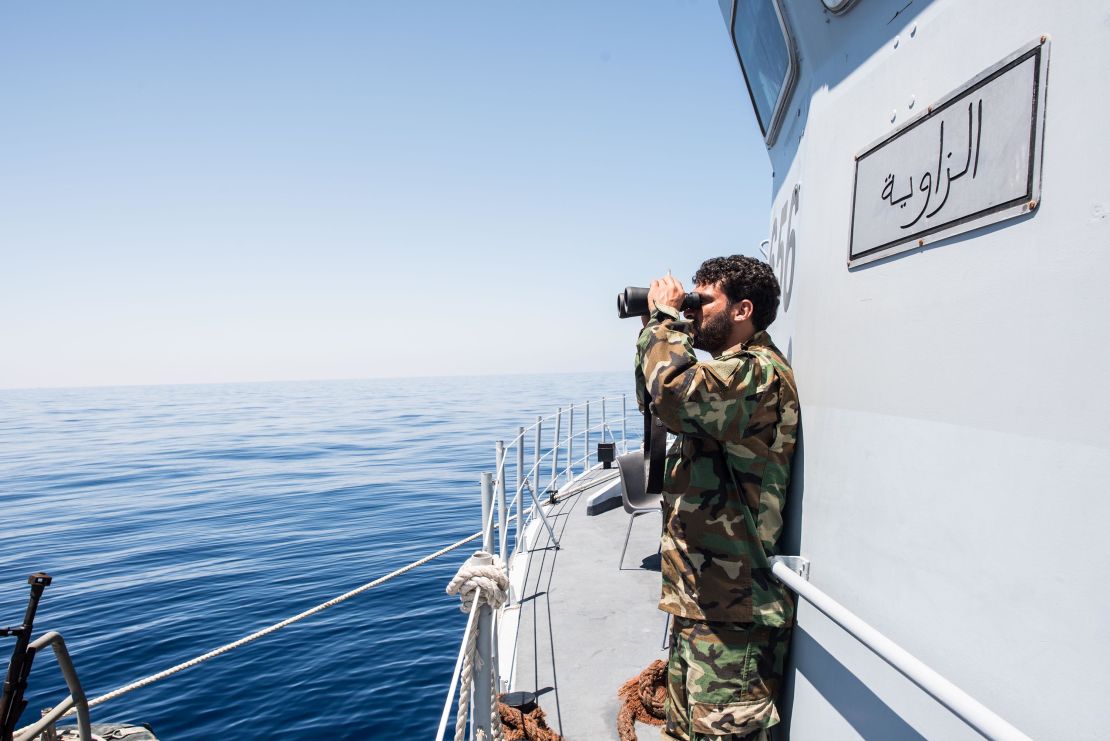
[635,304,798,740]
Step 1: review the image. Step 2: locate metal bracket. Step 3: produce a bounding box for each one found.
[520,479,560,550]
[769,555,810,581]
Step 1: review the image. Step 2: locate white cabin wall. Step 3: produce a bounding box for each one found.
[755,0,1110,738]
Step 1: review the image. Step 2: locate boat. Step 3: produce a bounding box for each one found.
[438,0,1110,739]
[6,1,1108,739]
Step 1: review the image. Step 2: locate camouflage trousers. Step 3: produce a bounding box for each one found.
[661,617,789,741]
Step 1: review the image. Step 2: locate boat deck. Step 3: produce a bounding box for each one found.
[502,466,668,740]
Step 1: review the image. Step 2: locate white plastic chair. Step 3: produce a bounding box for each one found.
[615,450,663,569]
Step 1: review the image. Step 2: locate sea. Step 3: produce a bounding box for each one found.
[0,372,636,739]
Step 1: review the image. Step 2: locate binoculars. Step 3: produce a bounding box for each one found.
[616,287,702,319]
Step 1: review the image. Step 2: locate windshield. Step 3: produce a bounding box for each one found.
[728,0,795,141]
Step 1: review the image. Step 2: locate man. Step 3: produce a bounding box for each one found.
[634,255,798,741]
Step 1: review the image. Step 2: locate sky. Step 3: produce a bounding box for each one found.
[0,1,772,390]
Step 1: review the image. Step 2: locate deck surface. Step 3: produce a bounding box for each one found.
[505,466,668,740]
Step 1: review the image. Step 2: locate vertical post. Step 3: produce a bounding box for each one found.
[532,417,541,514]
[601,396,608,442]
[495,440,507,563]
[471,551,495,740]
[584,400,591,475]
[516,427,525,557]
[550,408,561,495]
[480,472,494,554]
[533,417,542,518]
[568,405,575,483]
[622,395,628,453]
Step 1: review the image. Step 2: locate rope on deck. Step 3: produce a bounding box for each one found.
[616,659,667,740]
[61,529,484,717]
[446,553,509,741]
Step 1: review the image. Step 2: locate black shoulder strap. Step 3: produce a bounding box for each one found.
[644,408,667,494]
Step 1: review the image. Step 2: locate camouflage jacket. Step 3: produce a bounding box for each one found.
[635,304,798,627]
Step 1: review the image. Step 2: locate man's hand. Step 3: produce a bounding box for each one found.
[648,274,686,314]
[640,273,686,328]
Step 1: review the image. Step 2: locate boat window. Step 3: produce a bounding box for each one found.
[727,0,797,145]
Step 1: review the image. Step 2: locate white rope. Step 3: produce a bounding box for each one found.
[445,552,508,741]
[61,530,483,717]
[446,561,509,615]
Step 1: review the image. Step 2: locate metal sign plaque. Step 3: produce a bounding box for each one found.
[848,40,1049,267]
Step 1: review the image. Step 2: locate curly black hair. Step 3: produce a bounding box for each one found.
[692,255,781,331]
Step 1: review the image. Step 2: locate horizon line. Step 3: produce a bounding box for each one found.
[0,367,634,394]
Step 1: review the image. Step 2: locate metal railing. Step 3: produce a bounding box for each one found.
[13,631,91,741]
[488,395,634,566]
[769,557,1032,741]
[436,394,638,741]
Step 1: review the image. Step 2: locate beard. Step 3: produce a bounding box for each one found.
[691,309,732,356]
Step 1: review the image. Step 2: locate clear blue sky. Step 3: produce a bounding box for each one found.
[0,1,771,389]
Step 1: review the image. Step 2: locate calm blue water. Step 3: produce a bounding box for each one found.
[0,373,634,739]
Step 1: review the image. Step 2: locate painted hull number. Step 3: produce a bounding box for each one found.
[768,183,799,313]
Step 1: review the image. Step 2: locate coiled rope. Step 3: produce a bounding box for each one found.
[497,700,562,741]
[616,659,667,741]
[61,529,483,717]
[445,552,509,741]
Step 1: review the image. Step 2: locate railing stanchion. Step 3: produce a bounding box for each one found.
[584,400,590,475]
[495,441,507,562]
[480,472,494,554]
[521,479,560,549]
[550,408,561,495]
[515,427,524,557]
[601,396,608,442]
[533,417,542,521]
[622,395,628,453]
[472,553,495,741]
[568,405,575,483]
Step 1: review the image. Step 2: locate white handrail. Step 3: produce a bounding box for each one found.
[491,395,635,528]
[770,560,1033,741]
[491,408,623,485]
[441,394,637,740]
[500,418,634,560]
[498,394,621,445]
[506,417,617,492]
[435,594,481,741]
[14,631,91,741]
